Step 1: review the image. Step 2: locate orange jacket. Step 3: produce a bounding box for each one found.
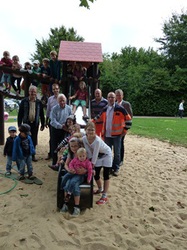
[94,104,132,137]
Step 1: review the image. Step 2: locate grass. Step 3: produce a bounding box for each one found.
[129,117,187,148]
[5,115,187,148]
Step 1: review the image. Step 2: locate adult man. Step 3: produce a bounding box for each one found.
[91,88,108,136]
[45,83,60,160]
[178,100,185,118]
[50,94,72,166]
[95,92,132,176]
[115,89,133,166]
[18,85,45,161]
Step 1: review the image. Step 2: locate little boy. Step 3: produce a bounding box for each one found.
[3,126,18,175]
[12,124,35,180]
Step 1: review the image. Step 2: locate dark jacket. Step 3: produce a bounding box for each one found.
[3,136,17,157]
[18,97,45,127]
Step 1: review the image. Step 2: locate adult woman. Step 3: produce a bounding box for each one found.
[82,121,112,204]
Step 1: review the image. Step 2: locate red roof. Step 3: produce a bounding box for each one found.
[58,41,103,63]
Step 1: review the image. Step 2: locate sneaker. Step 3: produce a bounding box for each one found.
[71,207,80,216]
[18,175,25,180]
[113,171,119,177]
[60,204,68,214]
[96,197,108,205]
[5,171,11,176]
[28,175,35,180]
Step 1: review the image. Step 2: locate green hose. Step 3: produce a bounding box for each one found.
[0,173,18,195]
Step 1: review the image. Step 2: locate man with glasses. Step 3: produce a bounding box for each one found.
[94,92,132,176]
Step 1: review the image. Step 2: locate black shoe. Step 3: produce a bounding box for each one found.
[45,154,51,160]
[48,164,59,171]
[32,155,38,162]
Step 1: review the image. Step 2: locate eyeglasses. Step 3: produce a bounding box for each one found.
[108,96,115,98]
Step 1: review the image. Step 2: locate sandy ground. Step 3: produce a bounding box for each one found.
[0,122,187,250]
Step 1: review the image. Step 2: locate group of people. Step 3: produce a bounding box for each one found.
[3,59,133,216]
[0,50,62,98]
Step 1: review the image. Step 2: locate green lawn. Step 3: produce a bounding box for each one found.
[130,117,187,148]
[5,115,187,148]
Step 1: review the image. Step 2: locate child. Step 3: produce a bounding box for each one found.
[69,81,89,121]
[21,62,32,90]
[12,124,35,180]
[50,123,82,171]
[3,126,18,175]
[32,60,41,87]
[60,139,92,216]
[49,50,62,94]
[11,55,22,95]
[1,51,12,93]
[82,121,112,205]
[40,58,51,97]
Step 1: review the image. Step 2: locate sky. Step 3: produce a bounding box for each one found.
[0,0,187,65]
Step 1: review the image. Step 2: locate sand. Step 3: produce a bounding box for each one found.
[0,122,187,250]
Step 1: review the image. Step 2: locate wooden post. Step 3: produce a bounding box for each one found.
[0,93,4,145]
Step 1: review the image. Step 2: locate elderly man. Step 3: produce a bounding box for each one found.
[91,88,108,136]
[50,94,72,166]
[115,89,133,166]
[18,85,45,161]
[94,92,132,176]
[45,83,60,160]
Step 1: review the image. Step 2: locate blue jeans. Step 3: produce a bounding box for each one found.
[6,156,20,172]
[17,155,33,176]
[105,136,121,172]
[62,173,85,196]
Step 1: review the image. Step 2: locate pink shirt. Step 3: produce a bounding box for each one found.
[75,89,88,100]
[69,157,93,182]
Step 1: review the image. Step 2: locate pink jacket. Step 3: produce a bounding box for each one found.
[69,157,93,182]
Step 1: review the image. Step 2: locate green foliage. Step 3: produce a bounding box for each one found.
[79,0,95,9]
[155,11,187,72]
[31,26,84,62]
[130,118,187,147]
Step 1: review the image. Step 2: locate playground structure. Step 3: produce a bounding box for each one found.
[0,41,103,145]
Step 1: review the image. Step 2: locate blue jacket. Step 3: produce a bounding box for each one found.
[12,135,35,161]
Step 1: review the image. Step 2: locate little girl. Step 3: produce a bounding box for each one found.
[69,81,89,121]
[82,121,112,205]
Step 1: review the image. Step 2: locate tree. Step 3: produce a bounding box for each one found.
[155,11,187,72]
[79,0,96,9]
[31,26,84,62]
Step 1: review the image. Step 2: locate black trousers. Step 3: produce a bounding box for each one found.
[51,126,66,165]
[28,122,39,150]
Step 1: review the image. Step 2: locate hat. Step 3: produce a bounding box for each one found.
[19,124,31,135]
[42,58,49,62]
[33,60,40,65]
[8,126,17,132]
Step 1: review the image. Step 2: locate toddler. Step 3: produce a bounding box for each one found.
[3,126,18,175]
[12,124,35,180]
